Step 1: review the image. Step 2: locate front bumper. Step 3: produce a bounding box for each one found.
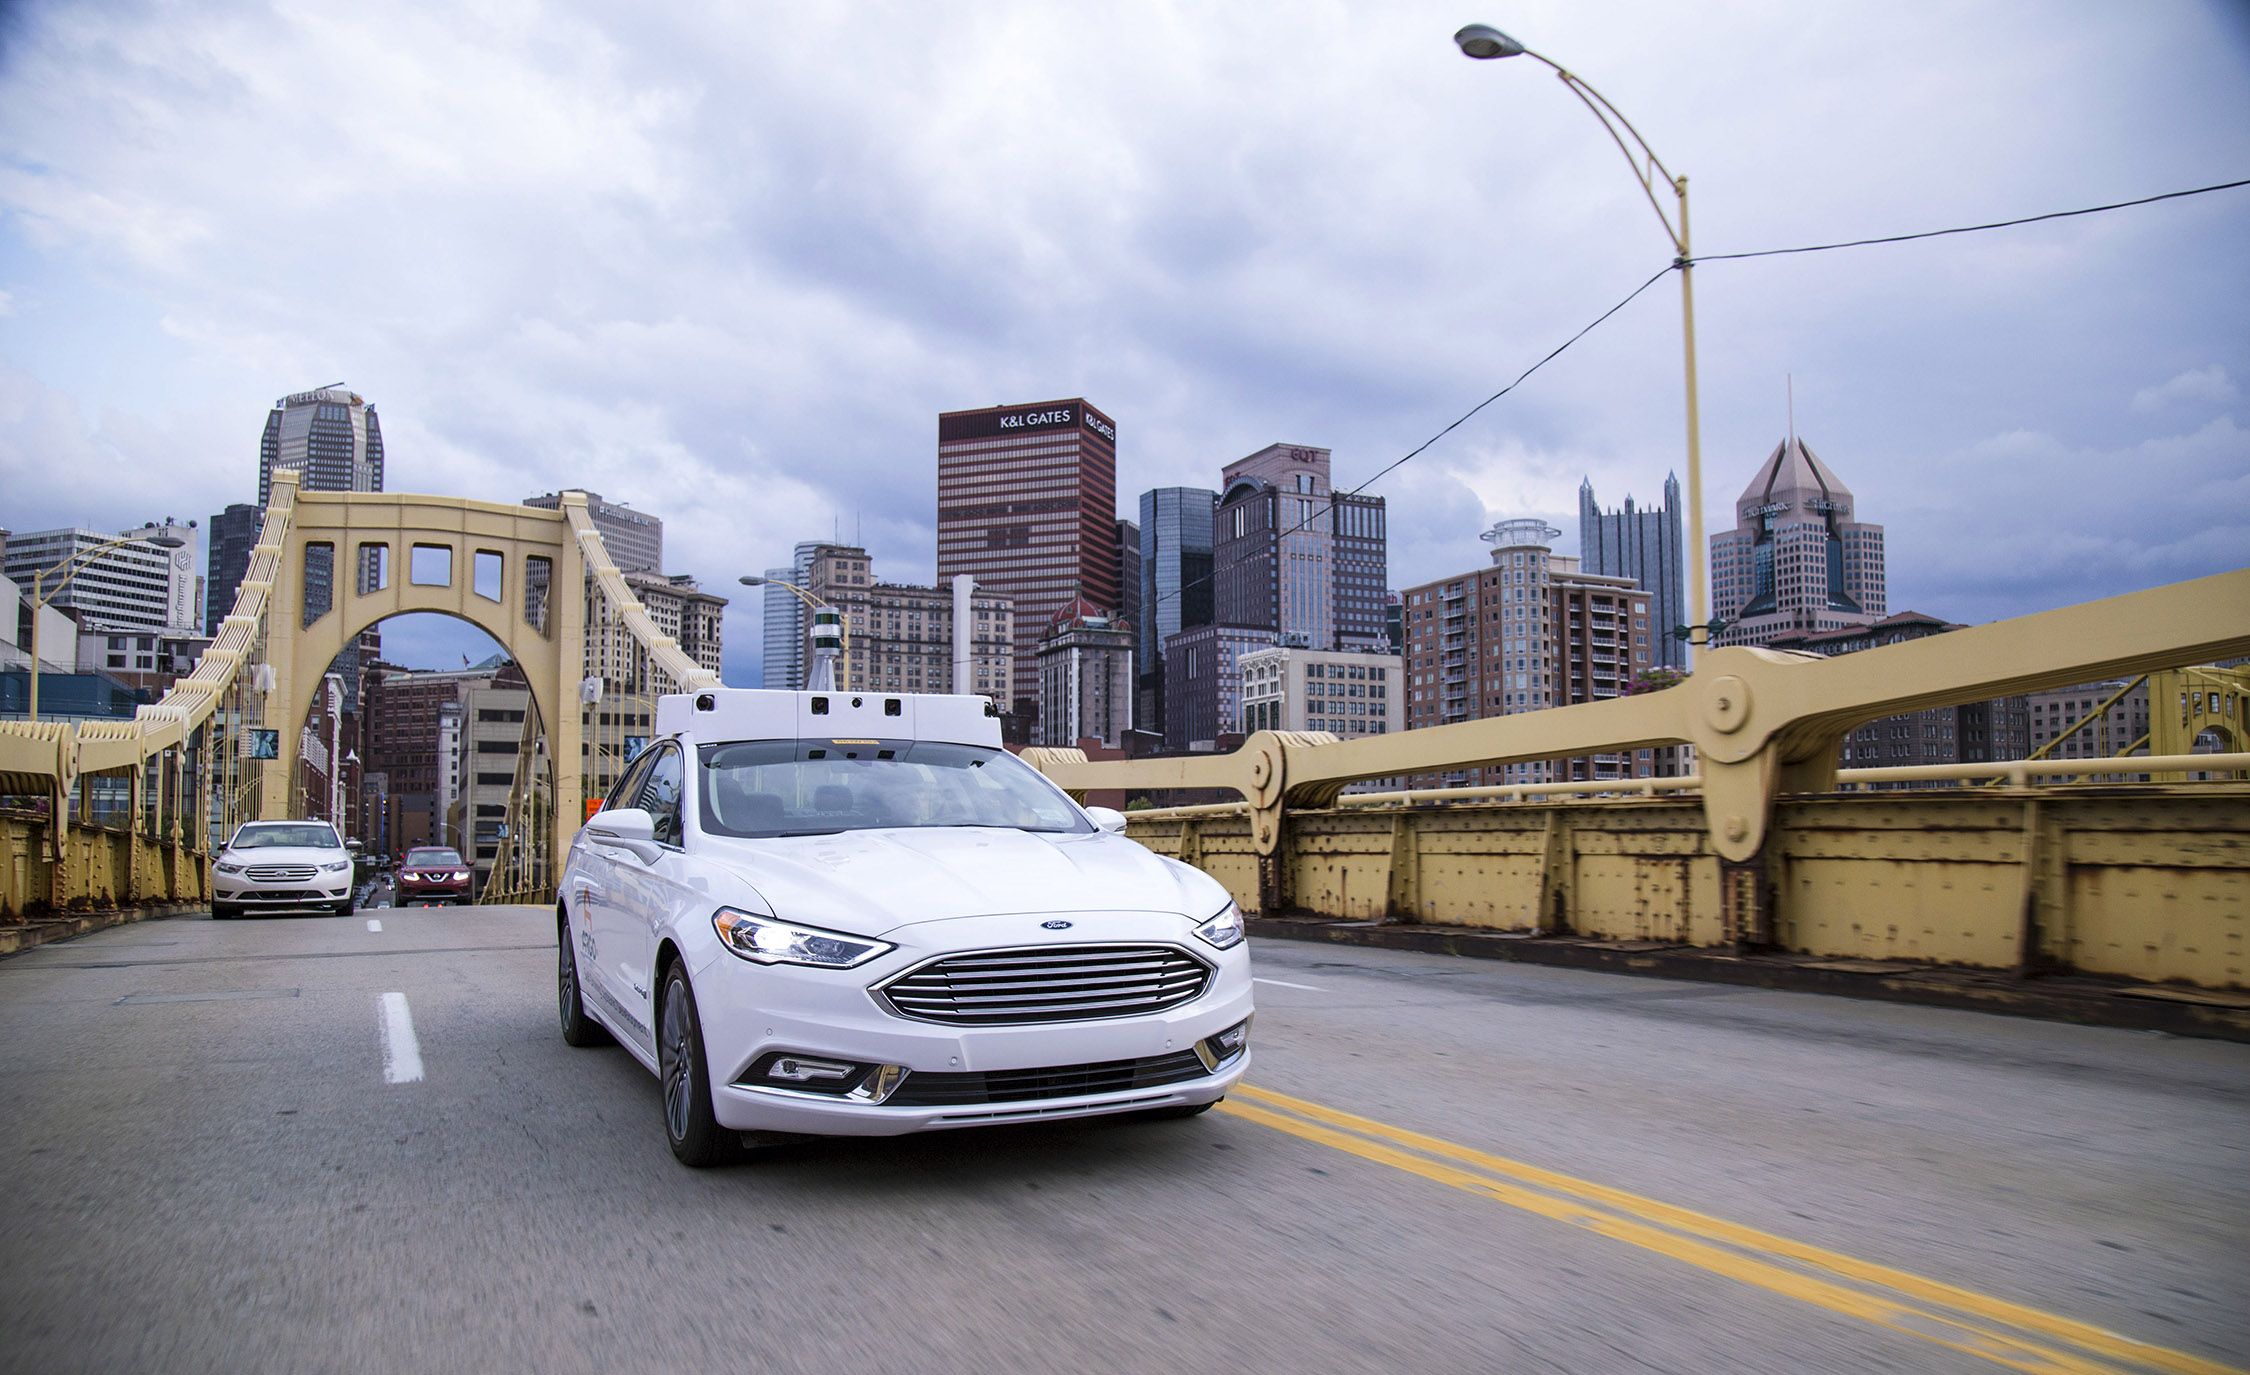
[396,880,472,904]
[692,911,1256,1137]
[213,873,351,907]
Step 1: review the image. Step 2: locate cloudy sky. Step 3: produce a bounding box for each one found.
[2,0,2245,684]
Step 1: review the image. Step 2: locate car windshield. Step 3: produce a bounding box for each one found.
[405,848,462,866]
[698,739,1092,839]
[231,824,341,850]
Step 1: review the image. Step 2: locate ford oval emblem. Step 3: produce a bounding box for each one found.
[1041,920,1073,930]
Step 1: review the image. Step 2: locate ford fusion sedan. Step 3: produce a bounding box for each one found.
[556,688,1254,1167]
[396,847,474,905]
[211,821,356,918]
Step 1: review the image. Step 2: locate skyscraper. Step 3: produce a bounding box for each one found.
[1580,472,1686,669]
[1709,437,1886,647]
[760,541,820,690]
[1115,518,1141,644]
[1136,486,1217,734]
[205,502,261,634]
[523,490,663,574]
[241,386,387,702]
[1401,518,1655,785]
[936,398,1120,735]
[1213,444,1387,652]
[2,524,200,634]
[259,385,384,507]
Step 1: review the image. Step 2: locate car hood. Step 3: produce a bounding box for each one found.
[220,846,347,866]
[694,827,1232,938]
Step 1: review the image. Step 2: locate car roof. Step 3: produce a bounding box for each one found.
[652,689,1002,748]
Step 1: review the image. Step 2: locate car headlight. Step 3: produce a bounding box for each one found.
[1193,901,1246,951]
[215,861,245,874]
[712,907,894,969]
[451,869,471,881]
[321,861,352,873]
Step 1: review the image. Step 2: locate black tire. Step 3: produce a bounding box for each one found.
[333,896,355,916]
[658,963,738,1168]
[557,918,610,1048]
[211,901,238,921]
[1137,1099,1220,1121]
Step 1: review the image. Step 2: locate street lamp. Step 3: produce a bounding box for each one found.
[738,574,850,691]
[24,524,190,721]
[1454,23,1712,648]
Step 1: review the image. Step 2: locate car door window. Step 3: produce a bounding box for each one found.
[604,753,657,818]
[638,746,685,848]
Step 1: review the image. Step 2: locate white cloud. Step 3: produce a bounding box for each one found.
[2131,365,2238,415]
[1,0,2247,683]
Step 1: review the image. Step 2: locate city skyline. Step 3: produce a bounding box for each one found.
[1,3,2243,688]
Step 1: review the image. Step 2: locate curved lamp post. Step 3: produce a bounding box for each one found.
[1454,23,1711,648]
[739,574,850,690]
[26,525,189,721]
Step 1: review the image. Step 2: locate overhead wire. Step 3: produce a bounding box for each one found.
[1686,176,2250,264]
[1134,173,2250,626]
[1142,262,1676,622]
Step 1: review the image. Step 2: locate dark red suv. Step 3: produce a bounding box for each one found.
[396,846,474,905]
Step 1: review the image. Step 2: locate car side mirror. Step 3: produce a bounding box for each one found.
[586,807,662,863]
[1084,806,1129,835]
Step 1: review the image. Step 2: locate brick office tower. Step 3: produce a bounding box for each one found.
[937,399,1121,740]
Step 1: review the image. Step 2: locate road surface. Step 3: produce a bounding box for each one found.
[2,905,2242,1373]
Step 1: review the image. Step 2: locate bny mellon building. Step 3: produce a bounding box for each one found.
[1709,436,1886,647]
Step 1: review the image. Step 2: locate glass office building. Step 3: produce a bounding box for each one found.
[1136,487,1216,735]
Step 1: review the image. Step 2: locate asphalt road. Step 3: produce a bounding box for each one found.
[1,905,2243,1375]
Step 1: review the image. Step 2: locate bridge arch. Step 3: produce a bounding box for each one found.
[259,479,588,876]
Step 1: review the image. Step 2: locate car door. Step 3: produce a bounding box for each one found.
[577,751,657,1043]
[606,743,690,1029]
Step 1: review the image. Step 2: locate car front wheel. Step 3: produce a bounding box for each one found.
[658,963,737,1168]
[211,901,237,920]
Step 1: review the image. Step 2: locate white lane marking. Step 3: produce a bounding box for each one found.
[1254,977,1324,992]
[366,919,382,933]
[379,991,424,1084]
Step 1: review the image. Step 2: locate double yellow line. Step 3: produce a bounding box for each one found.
[1221,1085,2240,1375]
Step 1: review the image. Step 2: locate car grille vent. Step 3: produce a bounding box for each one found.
[246,864,319,881]
[885,1050,1210,1107]
[878,944,1212,1026]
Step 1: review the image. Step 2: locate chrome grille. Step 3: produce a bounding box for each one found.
[878,944,1212,1025]
[246,864,319,881]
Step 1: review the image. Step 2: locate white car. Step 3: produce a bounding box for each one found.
[556,688,1254,1166]
[212,820,357,918]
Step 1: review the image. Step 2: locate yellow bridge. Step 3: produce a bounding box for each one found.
[2,477,2243,1004]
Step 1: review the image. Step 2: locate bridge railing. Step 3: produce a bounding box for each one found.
[1023,569,2250,989]
[0,479,728,917]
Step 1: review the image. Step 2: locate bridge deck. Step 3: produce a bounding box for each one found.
[1,906,2241,1373]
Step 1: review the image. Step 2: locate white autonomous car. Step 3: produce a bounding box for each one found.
[555,688,1253,1166]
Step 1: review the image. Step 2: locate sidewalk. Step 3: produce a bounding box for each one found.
[0,903,206,958]
[1248,913,2250,1043]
